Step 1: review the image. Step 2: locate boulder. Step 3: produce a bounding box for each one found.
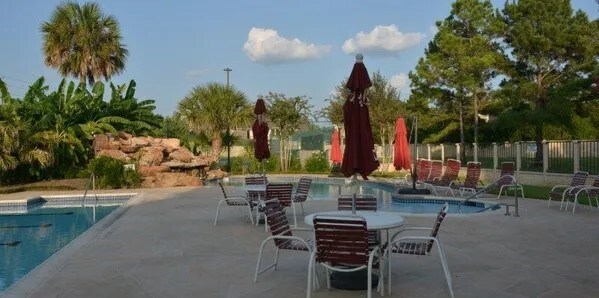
[120,145,140,154]
[169,147,193,163]
[139,147,164,166]
[118,132,133,140]
[142,172,202,188]
[97,149,129,162]
[130,137,150,147]
[205,169,228,181]
[162,138,181,148]
[139,165,169,177]
[93,134,118,151]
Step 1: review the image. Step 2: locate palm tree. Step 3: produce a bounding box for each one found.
[41,1,128,85]
[177,83,252,159]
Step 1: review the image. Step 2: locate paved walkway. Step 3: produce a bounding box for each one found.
[2,185,599,298]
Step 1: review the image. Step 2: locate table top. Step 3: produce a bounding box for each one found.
[244,184,267,192]
[304,211,404,230]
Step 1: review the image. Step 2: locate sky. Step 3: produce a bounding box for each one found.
[1,0,597,118]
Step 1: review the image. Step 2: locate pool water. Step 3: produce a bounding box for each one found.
[0,202,123,291]
[223,178,495,214]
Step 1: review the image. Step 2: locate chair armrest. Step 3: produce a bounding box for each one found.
[550,185,570,192]
[574,186,599,197]
[291,227,314,232]
[390,236,437,244]
[390,227,433,242]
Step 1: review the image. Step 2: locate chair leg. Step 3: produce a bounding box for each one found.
[214,200,225,226]
[300,202,305,217]
[273,248,280,270]
[436,242,454,298]
[246,206,255,225]
[387,251,392,295]
[254,239,267,283]
[367,263,373,298]
[307,252,316,298]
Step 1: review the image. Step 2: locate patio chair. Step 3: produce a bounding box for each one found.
[422,159,461,195]
[292,177,313,216]
[395,159,432,187]
[254,199,315,283]
[547,171,589,208]
[496,162,524,199]
[423,160,444,182]
[338,194,379,246]
[213,182,254,226]
[385,203,453,297]
[563,175,599,213]
[450,162,483,196]
[307,214,384,298]
[266,183,297,228]
[245,175,268,205]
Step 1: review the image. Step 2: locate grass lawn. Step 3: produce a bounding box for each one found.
[495,184,597,207]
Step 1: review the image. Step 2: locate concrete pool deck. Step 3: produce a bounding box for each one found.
[1,185,599,297]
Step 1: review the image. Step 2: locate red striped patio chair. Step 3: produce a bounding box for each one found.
[395,159,432,187]
[548,171,589,209]
[254,199,314,283]
[451,162,483,196]
[496,162,524,199]
[266,183,297,227]
[213,182,254,226]
[422,159,461,195]
[307,215,384,298]
[423,160,444,182]
[385,203,453,297]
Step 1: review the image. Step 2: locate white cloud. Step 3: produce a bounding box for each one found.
[430,24,439,35]
[342,25,425,55]
[243,27,332,63]
[390,73,410,94]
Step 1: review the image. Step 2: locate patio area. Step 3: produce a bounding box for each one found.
[2,185,599,298]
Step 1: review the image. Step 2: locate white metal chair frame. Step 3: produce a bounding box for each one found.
[213,183,254,226]
[547,171,589,208]
[306,214,385,298]
[384,203,454,298]
[562,176,599,213]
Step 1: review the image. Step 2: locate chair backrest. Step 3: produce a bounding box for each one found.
[337,194,377,211]
[266,183,293,208]
[427,203,449,253]
[429,160,444,180]
[295,177,313,199]
[417,159,432,181]
[588,175,599,196]
[498,162,516,187]
[462,162,481,188]
[263,199,293,248]
[245,175,268,185]
[313,215,369,266]
[570,171,589,187]
[438,159,461,186]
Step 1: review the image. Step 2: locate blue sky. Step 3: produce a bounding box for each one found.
[1,0,597,117]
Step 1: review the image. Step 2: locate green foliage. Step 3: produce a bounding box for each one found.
[304,151,329,173]
[41,1,128,84]
[88,156,140,189]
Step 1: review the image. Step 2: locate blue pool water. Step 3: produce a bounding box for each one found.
[0,196,130,291]
[223,177,496,214]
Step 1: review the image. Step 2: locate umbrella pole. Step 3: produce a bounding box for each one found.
[411,116,418,190]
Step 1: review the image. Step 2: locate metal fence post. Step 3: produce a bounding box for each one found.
[427,144,431,160]
[515,142,522,172]
[492,142,498,169]
[473,143,478,162]
[543,140,549,174]
[441,144,445,161]
[455,143,461,160]
[573,140,580,172]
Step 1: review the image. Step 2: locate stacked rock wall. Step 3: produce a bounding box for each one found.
[93,133,219,187]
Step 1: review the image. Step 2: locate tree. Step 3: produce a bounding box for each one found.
[263,92,312,172]
[409,0,504,160]
[368,71,404,171]
[41,1,128,84]
[501,0,599,161]
[177,83,252,159]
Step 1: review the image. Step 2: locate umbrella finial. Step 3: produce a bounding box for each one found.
[355,53,364,63]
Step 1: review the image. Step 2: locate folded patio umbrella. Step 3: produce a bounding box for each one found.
[252,99,270,174]
[340,54,380,180]
[330,125,343,165]
[393,116,411,171]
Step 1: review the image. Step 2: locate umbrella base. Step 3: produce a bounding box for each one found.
[396,188,431,195]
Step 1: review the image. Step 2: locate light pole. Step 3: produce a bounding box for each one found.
[223,67,232,172]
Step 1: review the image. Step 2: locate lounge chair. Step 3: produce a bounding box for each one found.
[395,159,432,187]
[213,182,255,226]
[423,160,444,182]
[292,177,313,216]
[496,162,524,199]
[563,175,599,213]
[385,203,454,297]
[254,199,315,283]
[547,171,589,208]
[307,214,384,298]
[422,159,461,195]
[451,162,483,196]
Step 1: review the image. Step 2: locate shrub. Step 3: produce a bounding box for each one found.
[304,151,330,173]
[88,156,141,189]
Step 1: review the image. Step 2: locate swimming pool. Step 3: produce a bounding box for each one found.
[0,193,134,291]
[222,177,498,214]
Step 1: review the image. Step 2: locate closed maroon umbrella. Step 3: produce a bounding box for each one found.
[393,117,411,171]
[340,54,380,180]
[252,99,270,170]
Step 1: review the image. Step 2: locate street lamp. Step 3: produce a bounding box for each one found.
[223,67,233,172]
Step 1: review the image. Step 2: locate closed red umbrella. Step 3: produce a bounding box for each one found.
[340,54,380,180]
[330,126,342,164]
[393,117,411,171]
[252,99,270,165]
